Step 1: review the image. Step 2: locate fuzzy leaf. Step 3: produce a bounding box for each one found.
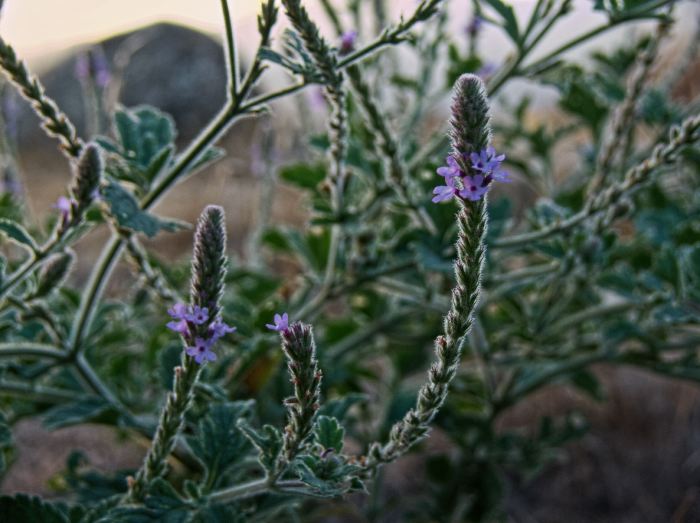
[0,218,37,252]
[187,401,254,490]
[101,182,187,238]
[42,397,119,430]
[237,420,282,473]
[97,479,190,522]
[314,416,344,453]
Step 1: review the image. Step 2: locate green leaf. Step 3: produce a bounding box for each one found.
[186,401,254,490]
[483,0,520,43]
[113,106,176,170]
[279,163,325,190]
[0,494,70,523]
[189,146,226,174]
[42,397,119,430]
[97,479,190,523]
[0,218,37,252]
[237,420,282,473]
[101,182,188,238]
[314,416,344,453]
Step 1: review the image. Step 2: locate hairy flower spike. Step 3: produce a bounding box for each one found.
[190,205,227,320]
[277,321,323,467]
[364,73,491,469]
[450,74,491,161]
[71,144,102,213]
[34,250,74,298]
[127,206,232,502]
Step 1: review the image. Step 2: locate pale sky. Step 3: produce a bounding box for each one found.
[0,0,695,70]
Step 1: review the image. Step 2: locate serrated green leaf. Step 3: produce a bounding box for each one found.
[187,401,254,490]
[101,182,188,238]
[42,397,119,430]
[237,420,282,473]
[314,416,344,453]
[0,218,37,252]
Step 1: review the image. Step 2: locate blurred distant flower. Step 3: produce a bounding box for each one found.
[466,15,484,38]
[267,312,289,332]
[75,47,111,88]
[306,86,327,111]
[0,172,22,198]
[339,30,357,56]
[476,62,497,81]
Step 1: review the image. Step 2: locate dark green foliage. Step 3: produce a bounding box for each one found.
[101,182,187,238]
[0,217,36,252]
[42,397,120,430]
[187,402,254,491]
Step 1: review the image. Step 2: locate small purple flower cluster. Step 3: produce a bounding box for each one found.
[339,31,357,56]
[266,312,289,332]
[167,303,236,364]
[432,146,509,204]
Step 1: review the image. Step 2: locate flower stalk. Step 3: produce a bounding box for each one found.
[125,206,229,502]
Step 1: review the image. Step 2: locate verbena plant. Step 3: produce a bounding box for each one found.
[0,0,698,521]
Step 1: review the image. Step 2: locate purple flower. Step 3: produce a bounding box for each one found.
[266,312,289,332]
[470,146,504,173]
[187,306,209,325]
[166,318,189,335]
[53,196,74,221]
[209,318,236,341]
[168,303,189,319]
[432,172,459,203]
[186,337,217,364]
[436,155,461,184]
[459,175,489,201]
[339,31,357,55]
[432,146,509,204]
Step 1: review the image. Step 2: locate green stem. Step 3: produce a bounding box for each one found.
[0,342,64,359]
[208,478,306,505]
[219,0,239,96]
[0,380,79,403]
